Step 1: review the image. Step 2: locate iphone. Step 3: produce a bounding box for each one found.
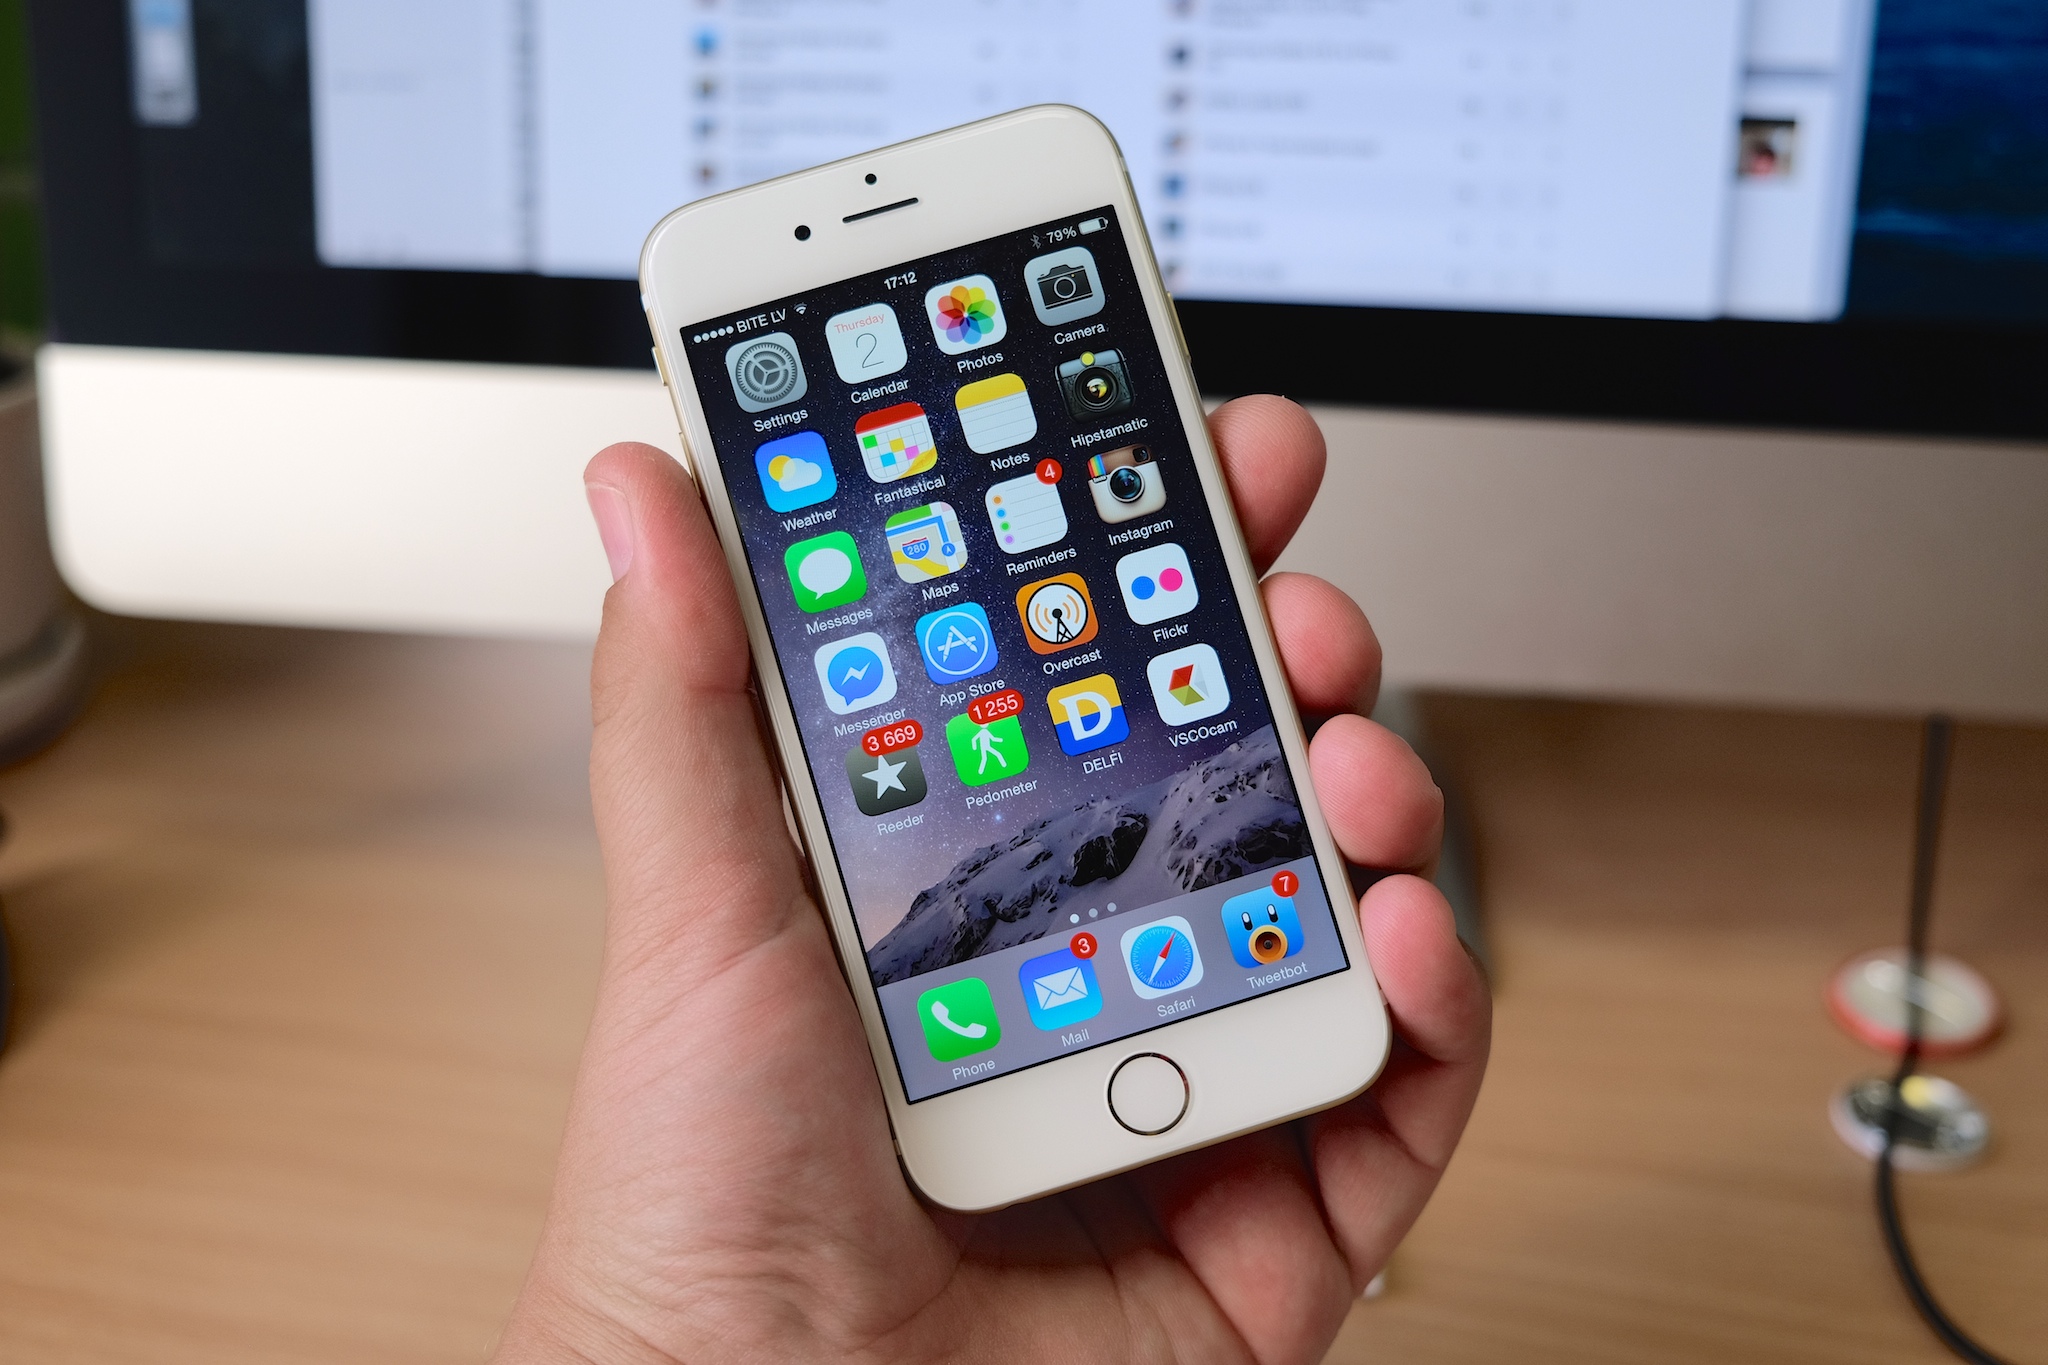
[640,106,1389,1211]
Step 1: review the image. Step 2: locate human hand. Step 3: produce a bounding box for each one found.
[493,396,1491,1364]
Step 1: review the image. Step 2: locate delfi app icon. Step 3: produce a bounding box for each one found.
[916,977,1002,1061]
[754,430,836,512]
[1018,946,1102,1031]
[1221,887,1305,968]
[916,603,999,684]
[813,633,898,715]
[1046,673,1129,756]
[925,275,1008,354]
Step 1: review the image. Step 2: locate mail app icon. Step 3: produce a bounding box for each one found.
[1018,945,1102,1032]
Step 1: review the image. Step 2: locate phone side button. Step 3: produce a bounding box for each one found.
[1107,1053,1188,1136]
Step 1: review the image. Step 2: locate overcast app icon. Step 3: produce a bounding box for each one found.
[813,633,898,715]
[724,331,807,412]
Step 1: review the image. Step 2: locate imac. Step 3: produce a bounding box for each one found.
[27,0,2048,718]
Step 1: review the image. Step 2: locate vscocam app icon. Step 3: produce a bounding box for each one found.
[1147,643,1230,725]
[724,331,807,412]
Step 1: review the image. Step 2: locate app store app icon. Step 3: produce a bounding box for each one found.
[916,603,999,684]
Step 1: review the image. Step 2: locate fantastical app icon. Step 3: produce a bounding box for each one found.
[855,402,937,482]
[924,275,1008,354]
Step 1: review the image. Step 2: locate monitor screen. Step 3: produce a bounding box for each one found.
[31,0,2048,436]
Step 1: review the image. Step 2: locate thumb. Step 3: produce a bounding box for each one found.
[582,443,812,983]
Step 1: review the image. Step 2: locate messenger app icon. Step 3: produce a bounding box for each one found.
[1018,945,1101,1032]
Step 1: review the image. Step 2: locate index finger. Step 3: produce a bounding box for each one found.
[1207,395,1328,574]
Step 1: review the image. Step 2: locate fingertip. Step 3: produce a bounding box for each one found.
[1308,715,1443,873]
[1360,875,1491,1067]
[1263,572,1383,717]
[1208,396,1327,569]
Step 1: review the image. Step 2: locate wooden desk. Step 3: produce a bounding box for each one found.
[0,622,2040,1363]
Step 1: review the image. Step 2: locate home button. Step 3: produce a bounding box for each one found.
[1107,1053,1189,1135]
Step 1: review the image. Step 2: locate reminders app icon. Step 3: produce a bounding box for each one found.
[1018,946,1101,1032]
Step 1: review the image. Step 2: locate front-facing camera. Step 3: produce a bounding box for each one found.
[794,224,812,241]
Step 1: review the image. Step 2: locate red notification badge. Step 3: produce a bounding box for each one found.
[1271,870,1300,897]
[1036,458,1063,484]
[1070,932,1098,959]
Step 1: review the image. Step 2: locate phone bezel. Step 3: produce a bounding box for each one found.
[640,105,1390,1212]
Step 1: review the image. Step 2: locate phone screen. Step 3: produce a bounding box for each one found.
[681,207,1350,1101]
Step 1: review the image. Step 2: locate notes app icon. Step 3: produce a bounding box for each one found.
[954,374,1037,455]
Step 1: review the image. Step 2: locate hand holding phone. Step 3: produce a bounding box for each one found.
[492,399,1489,1365]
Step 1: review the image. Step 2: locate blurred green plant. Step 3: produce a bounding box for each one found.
[0,0,39,344]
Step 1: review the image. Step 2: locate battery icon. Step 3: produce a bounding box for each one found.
[1079,216,1108,234]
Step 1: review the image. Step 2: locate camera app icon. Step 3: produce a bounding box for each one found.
[1024,246,1105,326]
[1057,348,1133,421]
[1086,444,1166,523]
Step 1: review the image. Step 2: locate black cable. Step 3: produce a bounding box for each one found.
[1875,715,2015,1365]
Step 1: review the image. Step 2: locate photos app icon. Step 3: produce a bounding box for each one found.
[925,275,1007,354]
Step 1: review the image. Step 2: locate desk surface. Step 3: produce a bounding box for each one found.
[0,622,2041,1364]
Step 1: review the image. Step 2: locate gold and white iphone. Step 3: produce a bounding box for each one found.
[640,106,1388,1211]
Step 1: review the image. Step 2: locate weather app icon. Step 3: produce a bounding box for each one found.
[753,430,836,512]
[813,633,898,715]
[916,604,999,684]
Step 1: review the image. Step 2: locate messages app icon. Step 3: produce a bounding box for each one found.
[784,531,866,612]
[1018,946,1101,1031]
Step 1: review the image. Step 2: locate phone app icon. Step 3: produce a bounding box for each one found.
[846,742,926,816]
[916,977,1002,1061]
[1117,543,1198,624]
[825,302,907,383]
[784,531,866,612]
[985,471,1068,554]
[1087,444,1165,523]
[855,402,937,483]
[753,430,836,512]
[813,633,898,715]
[916,603,998,684]
[1058,349,1133,420]
[1015,573,1099,654]
[725,331,807,412]
[886,502,967,581]
[925,274,1007,354]
[1221,886,1305,968]
[1018,946,1101,1031]
[1046,673,1128,755]
[1120,915,1205,1000]
[954,374,1037,454]
[1024,246,1106,326]
[945,710,1030,787]
[1147,643,1230,725]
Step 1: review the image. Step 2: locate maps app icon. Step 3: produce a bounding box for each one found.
[885,502,968,582]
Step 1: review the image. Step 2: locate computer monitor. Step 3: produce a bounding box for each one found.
[28,0,2048,716]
